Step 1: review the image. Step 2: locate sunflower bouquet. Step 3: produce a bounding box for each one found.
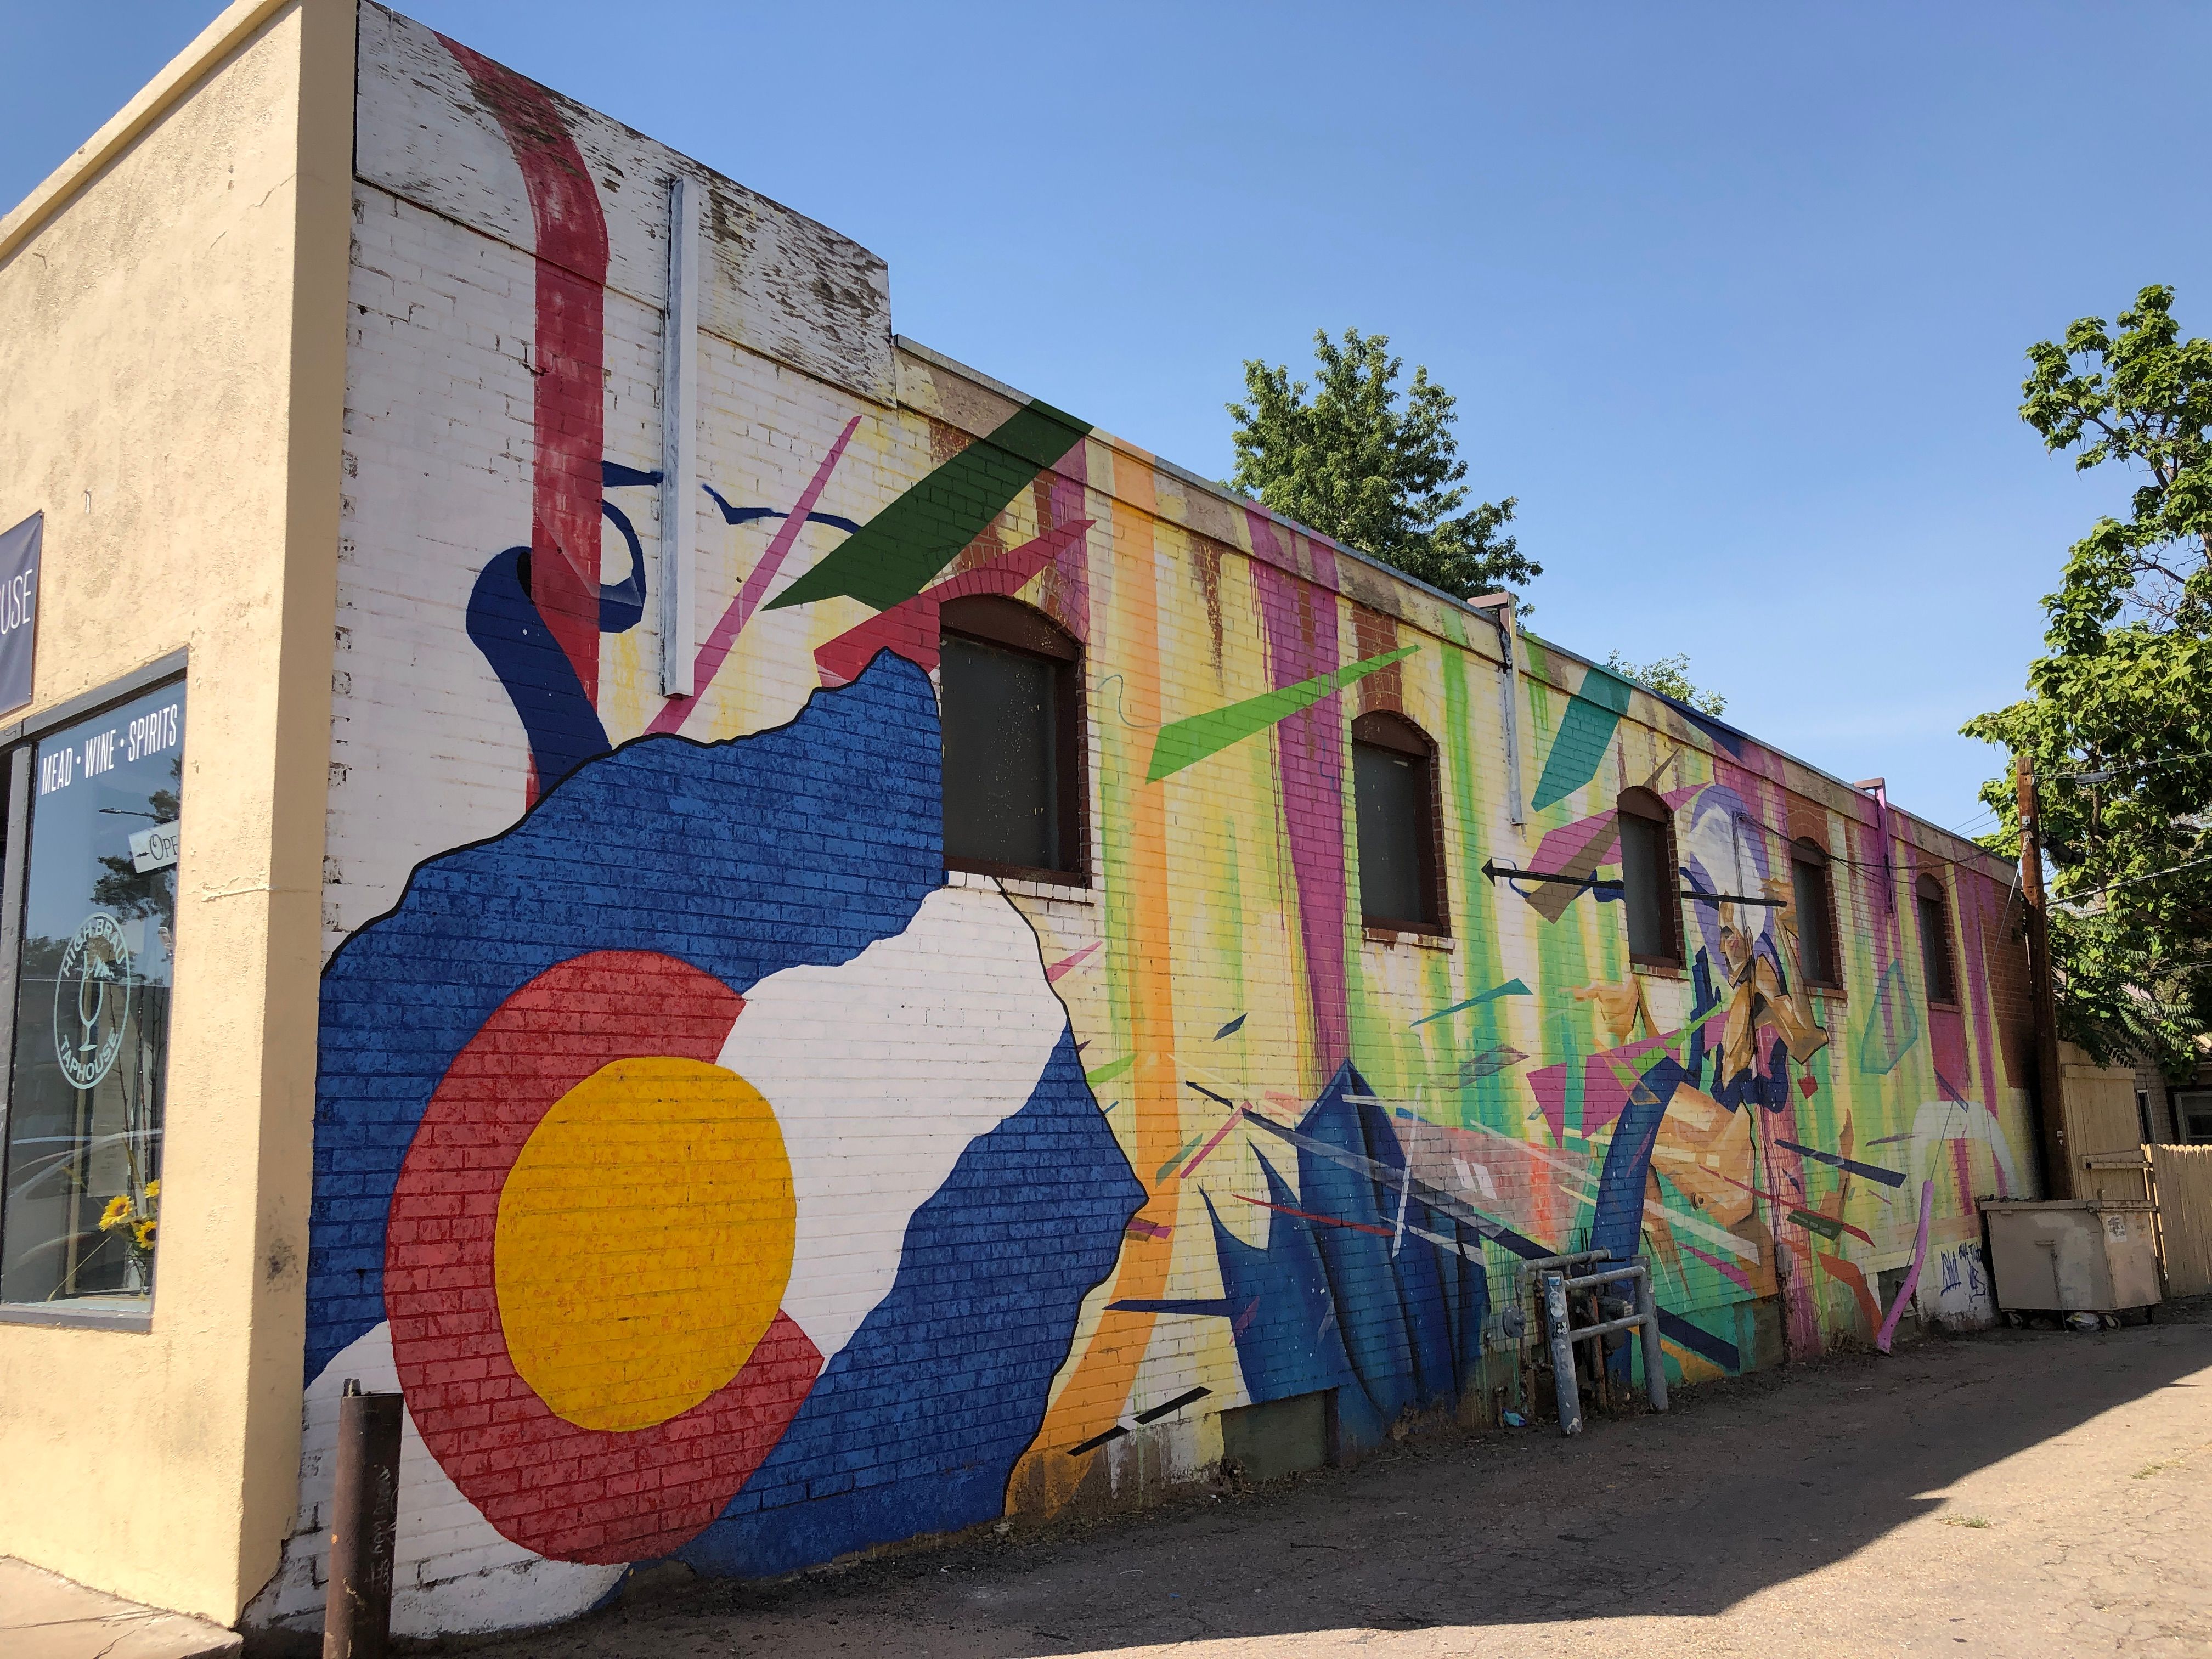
[98,1177,159,1263]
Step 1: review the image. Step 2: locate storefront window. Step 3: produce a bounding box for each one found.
[0,682,185,1310]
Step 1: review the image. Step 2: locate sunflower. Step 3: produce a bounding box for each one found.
[99,1195,133,1231]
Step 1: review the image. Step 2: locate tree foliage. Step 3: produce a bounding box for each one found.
[1228,329,1538,601]
[1604,650,1728,716]
[1963,285,2212,1077]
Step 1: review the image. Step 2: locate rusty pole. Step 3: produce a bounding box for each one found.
[324,1380,403,1659]
[2016,756,2073,1200]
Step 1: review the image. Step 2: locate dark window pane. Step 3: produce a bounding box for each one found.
[1354,741,1431,926]
[1917,891,1955,1003]
[1792,858,1834,984]
[941,635,1060,873]
[1621,812,1673,960]
[1,682,185,1308]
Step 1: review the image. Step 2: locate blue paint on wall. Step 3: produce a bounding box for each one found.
[678,1028,1143,1576]
[306,654,946,1381]
[1203,1064,1494,1449]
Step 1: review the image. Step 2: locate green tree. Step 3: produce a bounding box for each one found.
[1228,328,1537,600]
[1604,650,1728,716]
[1963,284,2212,1077]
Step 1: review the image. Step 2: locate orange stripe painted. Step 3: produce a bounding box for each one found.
[1008,454,1182,1511]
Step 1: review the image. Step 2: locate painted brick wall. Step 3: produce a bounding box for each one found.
[253,4,2039,1637]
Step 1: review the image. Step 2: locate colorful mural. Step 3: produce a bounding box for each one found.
[257,7,2040,1637]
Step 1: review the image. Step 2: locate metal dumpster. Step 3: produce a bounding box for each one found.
[1982,1199,2162,1316]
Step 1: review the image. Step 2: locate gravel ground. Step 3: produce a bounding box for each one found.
[415,1299,2212,1659]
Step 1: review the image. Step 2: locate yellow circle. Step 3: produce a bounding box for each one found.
[494,1056,794,1431]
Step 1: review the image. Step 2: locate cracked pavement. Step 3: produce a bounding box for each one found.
[417,1300,2212,1659]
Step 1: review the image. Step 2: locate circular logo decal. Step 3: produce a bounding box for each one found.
[54,913,132,1089]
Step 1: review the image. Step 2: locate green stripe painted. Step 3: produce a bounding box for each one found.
[1085,1053,1137,1087]
[766,399,1092,613]
[1145,647,1418,783]
[1529,663,1637,811]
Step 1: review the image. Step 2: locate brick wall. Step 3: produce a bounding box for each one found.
[251,4,2041,1636]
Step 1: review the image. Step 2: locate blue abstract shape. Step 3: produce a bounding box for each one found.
[1589,1054,1689,1267]
[1206,1065,1496,1452]
[306,654,946,1380]
[680,1028,1143,1577]
[702,481,861,536]
[466,546,612,793]
[465,465,661,788]
[596,501,647,631]
[1206,1154,1358,1407]
[1295,1066,1416,1443]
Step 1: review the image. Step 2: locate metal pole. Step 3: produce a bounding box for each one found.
[1634,1265,1668,1413]
[1542,1272,1582,1435]
[2016,756,2073,1199]
[324,1380,402,1659]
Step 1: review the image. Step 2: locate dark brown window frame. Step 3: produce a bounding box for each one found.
[1351,710,1450,938]
[1788,837,1843,990]
[1617,786,1684,969]
[1915,871,1959,1008]
[939,594,1089,888]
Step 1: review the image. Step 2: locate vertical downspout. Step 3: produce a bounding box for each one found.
[1469,592,1525,833]
[659,175,699,698]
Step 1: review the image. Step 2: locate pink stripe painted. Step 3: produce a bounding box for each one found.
[1876,1178,1935,1353]
[1248,511,1350,1073]
[1045,449,1092,639]
[1179,1105,1246,1180]
[648,417,860,736]
[1046,940,1104,983]
[1684,1243,1757,1294]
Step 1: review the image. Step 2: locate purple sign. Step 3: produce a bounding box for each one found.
[0,514,40,716]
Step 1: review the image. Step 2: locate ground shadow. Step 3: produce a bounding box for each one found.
[387,1305,2212,1657]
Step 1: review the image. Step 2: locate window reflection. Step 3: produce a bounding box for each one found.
[1,683,185,1308]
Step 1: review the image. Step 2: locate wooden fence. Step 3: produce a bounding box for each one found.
[2150,1144,2212,1300]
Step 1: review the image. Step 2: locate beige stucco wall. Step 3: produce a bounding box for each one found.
[0,0,353,1623]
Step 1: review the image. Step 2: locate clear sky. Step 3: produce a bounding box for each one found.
[8,1,2209,838]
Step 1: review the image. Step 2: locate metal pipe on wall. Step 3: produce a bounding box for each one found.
[324,1380,403,1659]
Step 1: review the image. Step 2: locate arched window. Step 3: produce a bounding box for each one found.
[939,595,1085,883]
[1789,838,1839,987]
[1617,787,1680,966]
[1352,711,1446,934]
[1915,872,1957,1006]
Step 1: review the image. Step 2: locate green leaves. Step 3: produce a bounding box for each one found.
[1963,285,2212,1077]
[1226,328,1537,601]
[1602,650,1728,717]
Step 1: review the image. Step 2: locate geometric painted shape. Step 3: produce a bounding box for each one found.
[1855,958,1923,1076]
[679,1029,1144,1579]
[495,1056,795,1432]
[386,950,820,1564]
[768,399,1093,614]
[308,654,947,1386]
[1516,809,1622,923]
[713,884,1075,1365]
[812,515,1093,687]
[1530,663,1636,811]
[1144,646,1419,783]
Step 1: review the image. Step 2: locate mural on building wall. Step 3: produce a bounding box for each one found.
[262,8,2038,1637]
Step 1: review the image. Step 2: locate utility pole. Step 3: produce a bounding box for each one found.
[2016,755,2073,1200]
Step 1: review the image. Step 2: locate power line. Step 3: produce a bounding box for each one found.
[2052,852,2212,908]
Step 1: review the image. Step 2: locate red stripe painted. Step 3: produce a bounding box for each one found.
[440,38,610,706]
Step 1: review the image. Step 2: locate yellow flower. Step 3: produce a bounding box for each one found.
[99,1195,132,1231]
[144,1179,160,1203]
[132,1218,157,1251]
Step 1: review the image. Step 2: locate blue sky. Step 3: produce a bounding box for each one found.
[8,2,2208,837]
